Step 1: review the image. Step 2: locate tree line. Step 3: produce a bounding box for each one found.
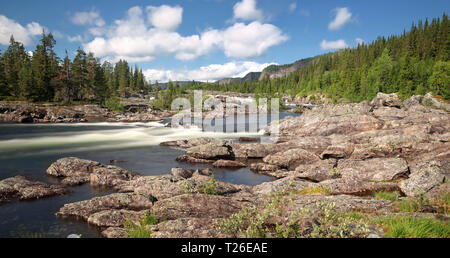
[0,32,150,104]
[187,14,449,102]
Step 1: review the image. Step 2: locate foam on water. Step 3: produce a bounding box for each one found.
[0,122,263,158]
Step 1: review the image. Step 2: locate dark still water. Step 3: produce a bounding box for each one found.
[0,112,298,238]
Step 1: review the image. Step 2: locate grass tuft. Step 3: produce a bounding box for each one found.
[125,212,158,238]
[376,216,450,238]
[375,191,400,202]
[297,186,332,195]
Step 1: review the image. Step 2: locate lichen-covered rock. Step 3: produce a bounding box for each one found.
[101,227,129,238]
[320,145,354,159]
[87,209,148,227]
[46,157,100,185]
[186,144,232,160]
[161,138,229,149]
[151,194,244,221]
[171,168,194,179]
[250,163,279,173]
[251,177,316,196]
[55,193,154,220]
[151,218,224,238]
[212,160,246,168]
[319,178,400,196]
[370,92,403,108]
[338,158,409,182]
[116,173,243,201]
[288,194,394,214]
[268,103,383,137]
[115,175,187,200]
[176,155,214,164]
[263,148,320,170]
[295,159,338,182]
[422,93,450,112]
[399,161,447,197]
[90,166,140,187]
[0,176,69,203]
[425,183,450,201]
[47,157,139,187]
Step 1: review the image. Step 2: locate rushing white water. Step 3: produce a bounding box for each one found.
[0,122,264,157]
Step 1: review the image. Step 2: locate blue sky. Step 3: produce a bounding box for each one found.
[0,0,448,82]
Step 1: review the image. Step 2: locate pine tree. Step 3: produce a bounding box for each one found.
[71,49,87,100]
[0,50,7,98]
[3,36,28,98]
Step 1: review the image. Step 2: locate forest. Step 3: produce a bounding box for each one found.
[0,32,150,105]
[0,14,448,109]
[187,14,449,102]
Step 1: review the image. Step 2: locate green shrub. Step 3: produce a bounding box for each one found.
[308,202,370,238]
[104,97,125,113]
[199,173,220,195]
[377,216,450,238]
[217,194,370,238]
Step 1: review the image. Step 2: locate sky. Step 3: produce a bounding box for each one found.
[0,0,449,82]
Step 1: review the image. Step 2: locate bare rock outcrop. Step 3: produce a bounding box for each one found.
[55,193,154,220]
[151,194,244,221]
[337,158,409,182]
[88,209,149,228]
[212,160,246,168]
[0,176,68,204]
[47,157,140,186]
[262,148,320,170]
[399,160,447,197]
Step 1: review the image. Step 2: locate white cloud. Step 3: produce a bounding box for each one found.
[71,10,105,27]
[143,61,276,83]
[52,30,64,39]
[146,5,183,31]
[0,15,45,46]
[356,38,365,45]
[233,0,264,22]
[83,6,287,62]
[328,7,352,30]
[67,35,83,43]
[289,2,297,13]
[88,27,107,36]
[222,22,288,59]
[320,39,348,50]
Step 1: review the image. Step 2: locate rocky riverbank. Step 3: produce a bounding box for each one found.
[0,101,173,123]
[2,92,449,238]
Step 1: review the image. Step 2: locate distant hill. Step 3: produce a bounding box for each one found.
[216,58,314,86]
[259,58,314,80]
[217,72,262,85]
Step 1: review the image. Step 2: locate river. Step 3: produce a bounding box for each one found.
[0,112,297,238]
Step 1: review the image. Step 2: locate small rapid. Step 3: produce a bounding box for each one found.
[0,121,264,159]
